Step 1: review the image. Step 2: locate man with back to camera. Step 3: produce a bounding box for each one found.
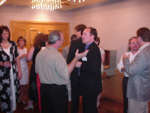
[123,27,150,113]
[35,30,88,113]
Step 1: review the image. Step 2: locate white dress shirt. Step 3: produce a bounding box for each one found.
[117,51,137,77]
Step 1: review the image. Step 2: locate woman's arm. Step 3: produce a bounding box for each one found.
[16,57,22,79]
[27,47,34,61]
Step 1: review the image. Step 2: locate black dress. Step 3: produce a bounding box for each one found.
[28,47,41,102]
[0,41,20,113]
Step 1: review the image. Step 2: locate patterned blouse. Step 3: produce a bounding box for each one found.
[0,41,20,113]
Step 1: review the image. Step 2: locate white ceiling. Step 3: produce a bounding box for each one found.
[4,0,107,10]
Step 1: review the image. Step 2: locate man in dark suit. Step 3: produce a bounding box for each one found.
[67,27,102,113]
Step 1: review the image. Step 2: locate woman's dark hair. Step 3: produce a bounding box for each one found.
[71,34,77,41]
[41,34,48,46]
[17,36,27,46]
[0,25,11,43]
[95,37,100,46]
[75,24,86,35]
[33,33,46,49]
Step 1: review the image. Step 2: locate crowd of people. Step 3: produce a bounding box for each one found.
[0,24,150,113]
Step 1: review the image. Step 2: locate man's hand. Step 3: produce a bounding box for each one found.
[123,54,130,65]
[75,49,88,60]
[123,54,130,60]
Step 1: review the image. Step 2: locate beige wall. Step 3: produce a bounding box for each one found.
[70,0,150,62]
[1,0,150,62]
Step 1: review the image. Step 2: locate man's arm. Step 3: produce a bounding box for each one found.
[68,50,88,75]
[123,53,146,76]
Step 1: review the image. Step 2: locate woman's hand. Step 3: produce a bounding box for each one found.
[75,61,82,68]
[75,49,88,60]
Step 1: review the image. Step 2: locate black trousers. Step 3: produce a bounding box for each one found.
[82,93,98,113]
[71,90,80,113]
[122,77,128,113]
[40,84,68,113]
[71,88,98,113]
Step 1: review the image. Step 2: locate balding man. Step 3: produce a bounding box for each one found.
[35,30,88,113]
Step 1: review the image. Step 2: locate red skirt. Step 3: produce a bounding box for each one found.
[36,74,41,112]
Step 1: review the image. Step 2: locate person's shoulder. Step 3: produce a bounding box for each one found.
[91,42,99,50]
[144,44,150,51]
[89,43,100,54]
[142,45,150,57]
[71,38,82,45]
[29,46,35,52]
[9,40,16,46]
[36,48,45,58]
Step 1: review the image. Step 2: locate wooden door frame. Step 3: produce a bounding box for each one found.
[10,20,70,49]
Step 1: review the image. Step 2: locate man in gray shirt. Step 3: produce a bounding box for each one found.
[35,30,88,113]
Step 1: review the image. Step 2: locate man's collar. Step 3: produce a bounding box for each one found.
[85,42,93,50]
[139,42,150,52]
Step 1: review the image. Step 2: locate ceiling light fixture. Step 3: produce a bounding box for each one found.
[31,0,86,11]
[0,0,7,6]
[32,0,62,11]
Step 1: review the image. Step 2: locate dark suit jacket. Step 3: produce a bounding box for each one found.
[80,42,102,95]
[67,39,102,96]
